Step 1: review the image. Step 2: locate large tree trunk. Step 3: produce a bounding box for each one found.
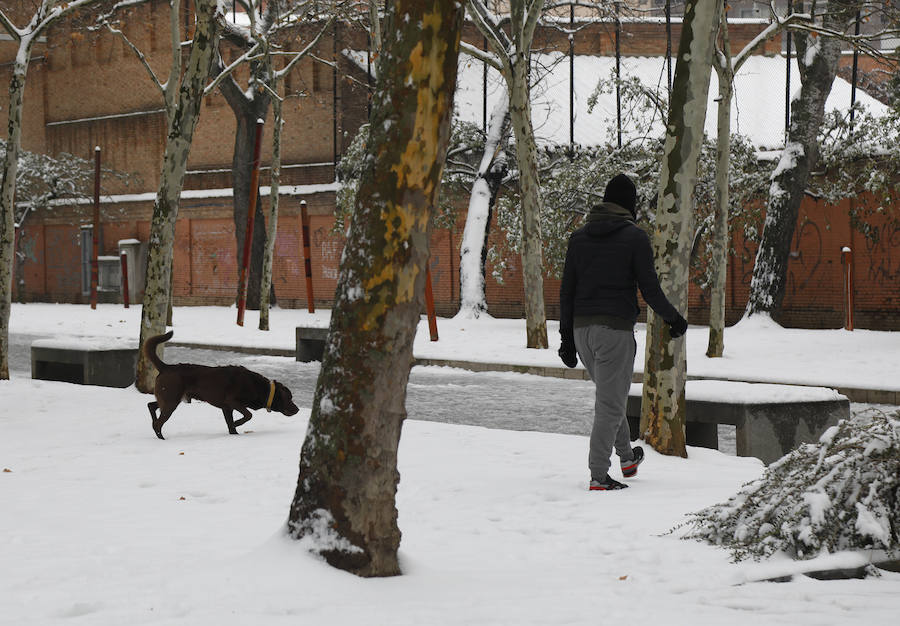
[509,56,547,348]
[457,99,509,319]
[510,0,547,348]
[135,0,221,393]
[466,0,547,347]
[223,93,271,311]
[0,44,30,380]
[639,0,722,457]
[287,0,463,577]
[745,1,859,319]
[707,13,734,359]
[2,0,104,379]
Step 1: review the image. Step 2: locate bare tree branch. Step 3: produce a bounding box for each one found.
[204,41,263,96]
[104,23,166,94]
[0,9,21,39]
[273,16,336,80]
[460,41,503,71]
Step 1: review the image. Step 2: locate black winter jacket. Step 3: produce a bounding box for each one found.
[559,203,684,338]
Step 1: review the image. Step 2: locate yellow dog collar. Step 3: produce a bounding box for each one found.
[266,380,276,412]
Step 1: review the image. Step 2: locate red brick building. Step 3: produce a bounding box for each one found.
[2,2,897,328]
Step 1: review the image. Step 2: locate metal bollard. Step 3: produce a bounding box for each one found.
[300,200,315,313]
[425,264,438,342]
[841,246,854,331]
[120,250,129,308]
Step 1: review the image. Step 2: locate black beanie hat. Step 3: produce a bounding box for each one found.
[603,173,637,218]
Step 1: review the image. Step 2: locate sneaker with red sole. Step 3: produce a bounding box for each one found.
[620,446,644,478]
[589,475,628,491]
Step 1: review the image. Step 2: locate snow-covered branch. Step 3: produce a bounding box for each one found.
[679,409,900,563]
[273,15,336,82]
[460,41,503,71]
[105,23,166,94]
[466,0,514,67]
[204,42,263,96]
[732,7,812,71]
[520,0,545,53]
[90,0,154,40]
[0,9,21,39]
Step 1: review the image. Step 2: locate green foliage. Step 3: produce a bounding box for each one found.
[677,409,900,562]
[815,104,900,244]
[491,70,773,285]
[336,68,900,290]
[334,124,367,235]
[335,121,470,237]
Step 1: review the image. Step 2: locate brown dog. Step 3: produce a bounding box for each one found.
[143,331,299,439]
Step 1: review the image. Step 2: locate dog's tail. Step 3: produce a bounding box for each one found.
[143,330,174,372]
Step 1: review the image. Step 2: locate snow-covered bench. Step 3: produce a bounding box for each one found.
[625,380,850,464]
[295,326,329,362]
[31,337,138,388]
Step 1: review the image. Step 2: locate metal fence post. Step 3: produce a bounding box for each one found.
[300,200,315,313]
[841,246,854,331]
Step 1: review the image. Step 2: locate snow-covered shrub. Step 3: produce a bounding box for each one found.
[679,408,900,562]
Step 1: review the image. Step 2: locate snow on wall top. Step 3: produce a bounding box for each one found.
[629,380,847,403]
[346,47,888,151]
[455,52,888,150]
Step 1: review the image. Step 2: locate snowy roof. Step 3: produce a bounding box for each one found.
[454,52,889,150]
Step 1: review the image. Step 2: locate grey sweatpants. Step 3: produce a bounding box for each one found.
[574,324,636,480]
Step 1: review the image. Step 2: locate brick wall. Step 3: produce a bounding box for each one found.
[17,188,899,330]
[6,6,898,328]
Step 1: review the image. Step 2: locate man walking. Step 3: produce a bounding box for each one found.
[559,173,687,491]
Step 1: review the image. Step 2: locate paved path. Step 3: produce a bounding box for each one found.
[8,335,597,438]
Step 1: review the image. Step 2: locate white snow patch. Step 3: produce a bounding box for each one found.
[803,491,832,525]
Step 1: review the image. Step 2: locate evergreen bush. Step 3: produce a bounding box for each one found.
[678,409,900,563]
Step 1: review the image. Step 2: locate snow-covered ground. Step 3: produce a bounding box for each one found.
[3,303,899,625]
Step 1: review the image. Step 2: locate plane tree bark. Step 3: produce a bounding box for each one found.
[0,0,105,379]
[463,0,548,348]
[212,0,338,316]
[639,0,722,457]
[745,0,862,319]
[706,6,811,356]
[286,0,463,577]
[116,0,223,392]
[456,98,510,318]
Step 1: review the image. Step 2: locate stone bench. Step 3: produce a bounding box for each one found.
[31,338,138,388]
[295,326,329,362]
[625,380,850,464]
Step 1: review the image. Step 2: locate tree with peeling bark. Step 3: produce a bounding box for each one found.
[211,4,339,331]
[2,145,134,307]
[745,0,863,321]
[258,83,283,331]
[212,1,337,314]
[0,0,106,379]
[286,0,463,577]
[462,0,548,348]
[456,98,511,319]
[707,5,812,357]
[101,0,224,393]
[706,9,736,359]
[639,0,722,458]
[336,104,512,320]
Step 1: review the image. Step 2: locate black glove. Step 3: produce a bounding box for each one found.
[558,333,578,368]
[668,314,688,339]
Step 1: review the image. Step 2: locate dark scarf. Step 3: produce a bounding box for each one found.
[587,201,634,223]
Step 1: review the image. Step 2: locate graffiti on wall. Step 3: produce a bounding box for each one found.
[735,218,825,296]
[785,219,824,297]
[864,222,900,287]
[313,226,342,280]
